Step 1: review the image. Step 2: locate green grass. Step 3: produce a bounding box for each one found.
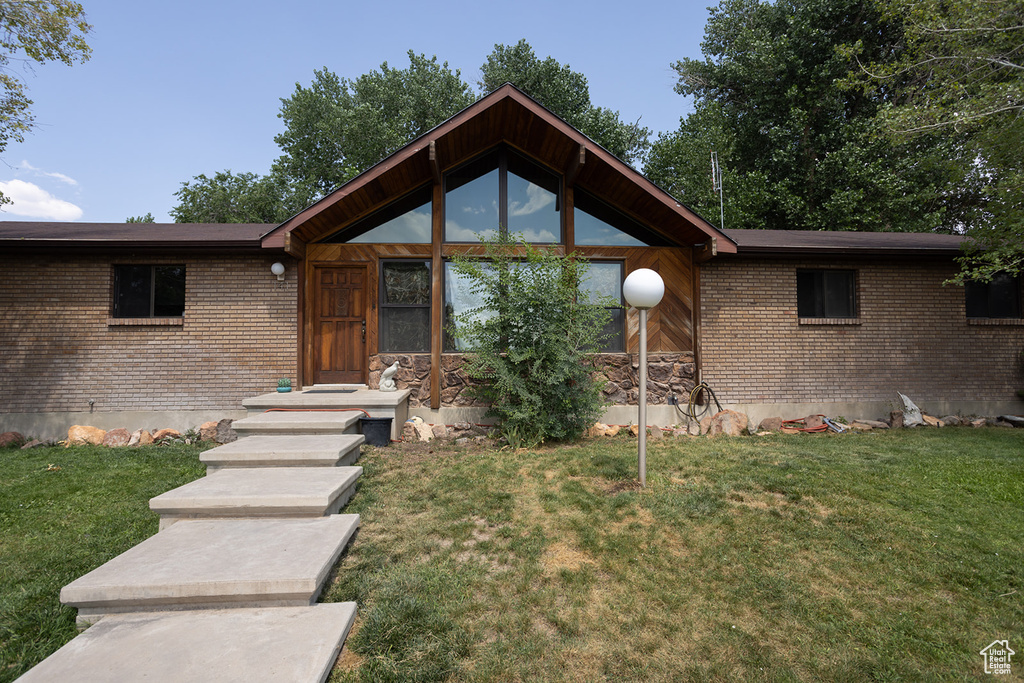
[2,431,1021,682]
[325,428,1024,682]
[0,443,206,682]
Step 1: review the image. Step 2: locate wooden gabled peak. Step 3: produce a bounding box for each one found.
[261,83,736,253]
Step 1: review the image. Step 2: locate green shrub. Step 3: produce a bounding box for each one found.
[448,235,614,448]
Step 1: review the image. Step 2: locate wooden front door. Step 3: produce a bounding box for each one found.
[313,265,367,384]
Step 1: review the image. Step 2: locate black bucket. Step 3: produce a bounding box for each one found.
[359,416,393,447]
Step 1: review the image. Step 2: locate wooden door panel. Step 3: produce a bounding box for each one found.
[313,266,366,384]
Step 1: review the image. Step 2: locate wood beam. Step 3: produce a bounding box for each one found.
[429,141,443,187]
[694,237,717,263]
[565,144,585,187]
[430,182,443,410]
[284,232,306,259]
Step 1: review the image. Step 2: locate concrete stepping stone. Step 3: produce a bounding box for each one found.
[61,515,359,626]
[201,434,363,471]
[16,603,356,683]
[150,466,362,529]
[231,410,362,437]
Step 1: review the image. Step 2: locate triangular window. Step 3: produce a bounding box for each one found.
[574,190,663,247]
[325,185,432,244]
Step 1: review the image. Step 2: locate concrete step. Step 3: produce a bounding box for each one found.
[61,515,359,626]
[16,603,356,683]
[201,434,363,471]
[243,388,411,440]
[231,410,364,437]
[150,467,363,530]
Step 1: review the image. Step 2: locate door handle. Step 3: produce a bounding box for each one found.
[361,320,366,343]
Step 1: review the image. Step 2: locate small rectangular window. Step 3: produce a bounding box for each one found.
[113,265,185,318]
[966,273,1022,319]
[797,269,856,318]
[581,262,625,352]
[379,261,431,352]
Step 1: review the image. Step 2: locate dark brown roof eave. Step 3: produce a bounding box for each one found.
[0,239,273,253]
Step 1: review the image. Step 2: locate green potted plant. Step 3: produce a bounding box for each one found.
[277,378,292,393]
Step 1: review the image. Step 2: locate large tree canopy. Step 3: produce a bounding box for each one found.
[847,0,1024,280]
[0,0,91,203]
[173,42,652,222]
[647,0,975,233]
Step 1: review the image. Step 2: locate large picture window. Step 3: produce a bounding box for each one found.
[113,265,185,318]
[797,269,857,319]
[379,261,431,352]
[445,148,560,243]
[966,273,1021,319]
[580,262,625,352]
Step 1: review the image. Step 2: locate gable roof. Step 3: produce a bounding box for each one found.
[0,221,273,252]
[262,84,737,253]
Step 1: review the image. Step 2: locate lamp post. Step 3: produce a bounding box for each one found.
[622,268,665,488]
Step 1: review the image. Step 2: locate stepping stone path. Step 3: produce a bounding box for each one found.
[21,395,375,683]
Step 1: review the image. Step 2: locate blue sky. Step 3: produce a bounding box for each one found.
[0,0,711,223]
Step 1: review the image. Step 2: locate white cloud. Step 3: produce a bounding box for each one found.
[0,179,83,220]
[18,160,79,186]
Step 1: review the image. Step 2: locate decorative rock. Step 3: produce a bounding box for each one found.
[402,421,418,441]
[128,429,154,446]
[0,431,25,447]
[803,415,825,431]
[708,410,748,437]
[988,417,1014,428]
[409,416,424,426]
[199,421,219,442]
[847,422,873,431]
[970,418,987,428]
[649,425,663,440]
[890,411,904,429]
[688,421,701,436]
[699,416,713,436]
[67,425,106,446]
[898,393,924,427]
[605,425,622,437]
[629,424,640,437]
[998,415,1024,428]
[414,422,434,442]
[431,424,449,439]
[922,415,943,428]
[852,419,889,430]
[215,419,237,444]
[21,439,44,449]
[152,428,181,443]
[102,428,131,447]
[587,423,608,438]
[940,415,962,427]
[757,417,783,433]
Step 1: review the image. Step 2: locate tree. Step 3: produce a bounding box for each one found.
[171,171,297,223]
[649,0,973,233]
[125,212,154,223]
[847,0,1024,279]
[448,235,613,448]
[0,1,91,203]
[479,40,651,166]
[273,52,476,197]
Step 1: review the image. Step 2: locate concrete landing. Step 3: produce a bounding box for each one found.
[61,515,359,625]
[16,604,356,683]
[231,410,363,437]
[243,388,411,440]
[150,467,363,529]
[201,434,363,471]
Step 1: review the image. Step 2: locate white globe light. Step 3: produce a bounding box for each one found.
[271,262,286,276]
[622,268,665,309]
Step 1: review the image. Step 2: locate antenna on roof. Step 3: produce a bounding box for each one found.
[711,150,725,231]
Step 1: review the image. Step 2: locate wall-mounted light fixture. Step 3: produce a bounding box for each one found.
[271,262,286,282]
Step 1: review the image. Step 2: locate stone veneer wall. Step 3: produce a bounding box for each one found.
[699,257,1024,405]
[370,352,696,408]
[0,253,297,415]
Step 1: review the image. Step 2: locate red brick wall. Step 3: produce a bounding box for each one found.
[0,253,298,414]
[700,257,1024,404]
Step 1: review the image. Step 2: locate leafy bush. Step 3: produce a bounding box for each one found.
[448,235,614,448]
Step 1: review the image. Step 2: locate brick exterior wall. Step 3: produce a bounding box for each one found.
[0,253,297,414]
[699,257,1024,405]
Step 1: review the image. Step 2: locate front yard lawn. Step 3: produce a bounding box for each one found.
[325,428,1023,682]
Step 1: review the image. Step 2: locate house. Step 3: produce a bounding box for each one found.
[1,85,1021,439]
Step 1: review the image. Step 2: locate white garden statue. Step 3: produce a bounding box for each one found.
[379,361,400,392]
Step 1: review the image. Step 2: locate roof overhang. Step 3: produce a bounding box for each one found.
[723,229,966,258]
[262,84,737,255]
[0,222,276,253]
